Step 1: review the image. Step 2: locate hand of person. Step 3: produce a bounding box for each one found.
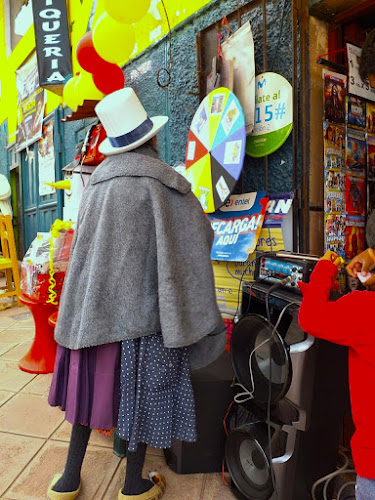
[346,249,375,278]
[320,251,344,268]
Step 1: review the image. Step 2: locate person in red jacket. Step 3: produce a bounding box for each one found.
[298,214,375,500]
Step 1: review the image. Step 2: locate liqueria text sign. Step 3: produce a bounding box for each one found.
[32,0,72,94]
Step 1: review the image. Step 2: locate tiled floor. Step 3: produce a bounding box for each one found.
[0,305,235,500]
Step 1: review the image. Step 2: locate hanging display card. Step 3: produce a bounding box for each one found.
[347,95,366,129]
[246,72,293,158]
[323,70,346,124]
[221,21,255,135]
[346,128,366,175]
[208,191,268,261]
[366,101,375,134]
[345,217,365,260]
[38,121,56,197]
[347,43,375,102]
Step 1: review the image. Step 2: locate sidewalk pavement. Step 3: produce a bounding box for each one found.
[0,305,236,500]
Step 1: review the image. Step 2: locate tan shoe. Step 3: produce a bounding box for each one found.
[47,473,81,500]
[118,473,166,500]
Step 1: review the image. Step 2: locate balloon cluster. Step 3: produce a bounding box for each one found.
[63,0,152,111]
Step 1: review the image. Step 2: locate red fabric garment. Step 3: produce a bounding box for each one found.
[298,260,375,480]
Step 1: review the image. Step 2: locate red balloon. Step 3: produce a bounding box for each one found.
[76,31,107,74]
[93,63,125,95]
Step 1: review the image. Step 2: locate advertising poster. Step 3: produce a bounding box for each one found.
[347,43,375,102]
[212,193,293,315]
[346,174,366,216]
[366,101,375,134]
[345,218,365,260]
[246,72,293,158]
[38,121,55,197]
[208,191,268,261]
[368,134,375,180]
[325,214,346,258]
[16,53,46,152]
[347,95,366,129]
[346,128,366,174]
[323,70,346,124]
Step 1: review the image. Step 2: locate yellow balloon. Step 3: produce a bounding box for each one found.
[74,71,103,103]
[93,13,136,65]
[63,76,80,111]
[103,0,151,24]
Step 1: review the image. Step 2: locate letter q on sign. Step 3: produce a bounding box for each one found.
[39,9,61,19]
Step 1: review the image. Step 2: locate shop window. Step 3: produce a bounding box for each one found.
[4,0,33,55]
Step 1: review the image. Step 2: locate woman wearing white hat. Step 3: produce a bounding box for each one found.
[47,88,226,500]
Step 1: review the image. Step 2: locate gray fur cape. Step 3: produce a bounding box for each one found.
[55,144,226,370]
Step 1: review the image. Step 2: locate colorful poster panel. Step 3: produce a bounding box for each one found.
[368,134,375,181]
[346,128,366,174]
[323,70,346,124]
[347,96,366,129]
[325,214,345,259]
[366,101,375,134]
[345,218,365,261]
[185,87,246,213]
[346,174,366,216]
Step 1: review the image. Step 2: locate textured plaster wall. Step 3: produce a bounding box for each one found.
[309,15,328,255]
[125,0,296,195]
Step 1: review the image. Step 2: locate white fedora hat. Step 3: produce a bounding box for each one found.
[95,88,169,156]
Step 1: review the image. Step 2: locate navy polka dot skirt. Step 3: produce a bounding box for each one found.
[117,333,197,452]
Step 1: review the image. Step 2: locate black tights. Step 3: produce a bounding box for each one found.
[53,424,152,496]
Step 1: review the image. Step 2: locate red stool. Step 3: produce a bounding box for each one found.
[18,294,58,374]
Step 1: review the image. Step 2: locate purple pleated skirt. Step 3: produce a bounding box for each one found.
[48,342,121,431]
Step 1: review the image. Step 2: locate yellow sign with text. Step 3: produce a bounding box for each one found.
[213,227,285,315]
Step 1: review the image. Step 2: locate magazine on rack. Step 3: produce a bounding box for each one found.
[323,70,346,124]
[345,217,365,260]
[325,214,345,258]
[346,128,366,174]
[347,95,366,129]
[346,174,366,216]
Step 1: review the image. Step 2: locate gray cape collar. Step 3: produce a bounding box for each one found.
[91,144,191,195]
